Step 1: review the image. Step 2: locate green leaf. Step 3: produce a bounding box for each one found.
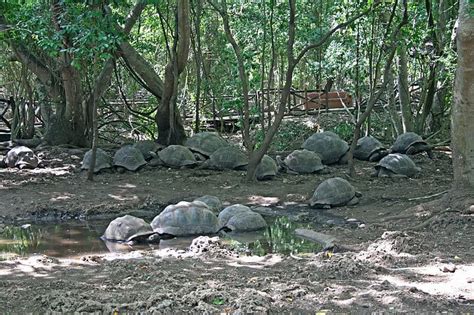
[211,297,225,305]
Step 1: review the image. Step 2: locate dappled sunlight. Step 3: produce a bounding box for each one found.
[379,263,474,299]
[0,165,75,177]
[50,193,74,202]
[107,194,139,201]
[247,195,280,206]
[30,166,74,176]
[0,255,93,279]
[117,183,137,189]
[225,254,283,269]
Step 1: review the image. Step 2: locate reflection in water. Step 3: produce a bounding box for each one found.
[223,216,323,256]
[0,222,108,259]
[0,216,323,259]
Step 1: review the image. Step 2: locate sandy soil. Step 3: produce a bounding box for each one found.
[0,146,473,313]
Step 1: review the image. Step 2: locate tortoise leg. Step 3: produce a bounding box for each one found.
[426,148,434,159]
[406,146,417,155]
[369,149,388,162]
[347,196,359,206]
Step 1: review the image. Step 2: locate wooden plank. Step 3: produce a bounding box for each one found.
[303,91,353,110]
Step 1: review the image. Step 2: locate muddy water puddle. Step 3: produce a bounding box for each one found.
[0,214,348,260]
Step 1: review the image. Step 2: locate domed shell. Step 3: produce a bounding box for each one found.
[151,201,218,236]
[207,146,248,170]
[113,145,147,171]
[158,145,197,168]
[375,153,420,177]
[217,204,267,232]
[5,146,40,169]
[255,155,278,180]
[309,177,357,208]
[185,132,229,157]
[102,215,155,242]
[284,149,324,174]
[133,140,159,160]
[354,136,387,161]
[81,148,112,173]
[193,195,223,214]
[302,131,349,164]
[391,132,426,154]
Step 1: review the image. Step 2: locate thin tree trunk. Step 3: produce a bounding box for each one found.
[208,0,252,150]
[386,68,402,137]
[451,0,474,188]
[348,0,408,177]
[87,79,99,181]
[191,0,203,133]
[397,42,413,132]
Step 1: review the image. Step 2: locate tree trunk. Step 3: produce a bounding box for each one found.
[451,1,474,189]
[119,41,164,99]
[397,42,413,133]
[155,0,190,145]
[190,0,203,133]
[386,68,402,137]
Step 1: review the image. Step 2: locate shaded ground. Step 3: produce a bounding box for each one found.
[0,146,473,312]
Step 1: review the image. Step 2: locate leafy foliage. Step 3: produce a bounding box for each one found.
[0,0,458,144]
[255,120,315,152]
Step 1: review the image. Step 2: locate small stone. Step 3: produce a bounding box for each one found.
[441,264,456,273]
[346,218,358,223]
[358,223,366,228]
[467,205,474,214]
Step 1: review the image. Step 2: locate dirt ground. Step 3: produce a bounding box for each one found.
[0,146,473,313]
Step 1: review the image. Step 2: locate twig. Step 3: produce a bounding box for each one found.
[290,253,305,260]
[408,190,448,201]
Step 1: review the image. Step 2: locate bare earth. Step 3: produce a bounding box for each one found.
[0,147,473,313]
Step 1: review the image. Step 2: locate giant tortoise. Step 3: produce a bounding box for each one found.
[102,215,159,244]
[255,155,278,180]
[391,132,432,157]
[354,136,388,162]
[113,145,147,172]
[374,153,420,178]
[4,146,40,169]
[277,149,325,174]
[217,204,267,232]
[302,131,349,164]
[81,148,113,173]
[200,146,248,170]
[185,132,229,157]
[309,177,360,209]
[157,145,197,168]
[151,201,218,236]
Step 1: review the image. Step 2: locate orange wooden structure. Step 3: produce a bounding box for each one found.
[303,91,353,110]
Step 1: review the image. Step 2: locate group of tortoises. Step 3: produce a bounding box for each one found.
[305,131,431,208]
[102,196,268,244]
[1,130,429,183]
[274,131,428,179]
[80,133,279,180]
[98,131,434,247]
[355,132,430,178]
